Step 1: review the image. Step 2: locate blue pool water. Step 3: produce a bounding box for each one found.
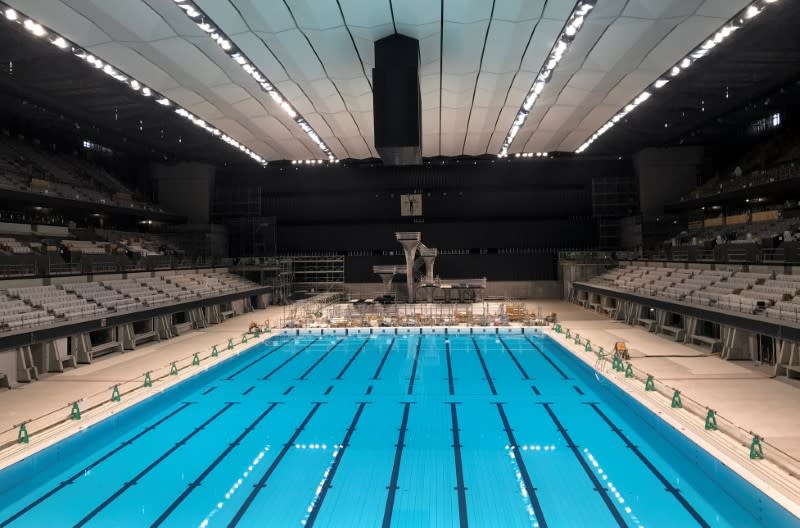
[0,331,797,527]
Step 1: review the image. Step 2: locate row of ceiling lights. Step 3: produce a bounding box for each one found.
[514,152,549,158]
[1,2,267,165]
[171,0,336,162]
[498,0,595,158]
[575,0,782,154]
[290,159,340,165]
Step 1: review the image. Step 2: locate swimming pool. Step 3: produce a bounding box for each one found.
[0,330,796,527]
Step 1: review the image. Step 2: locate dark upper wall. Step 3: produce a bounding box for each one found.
[216,157,631,254]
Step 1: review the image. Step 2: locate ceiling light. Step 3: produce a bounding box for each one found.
[156,97,170,106]
[51,36,68,49]
[141,87,152,96]
[499,0,595,156]
[130,79,141,91]
[5,8,17,20]
[575,0,779,155]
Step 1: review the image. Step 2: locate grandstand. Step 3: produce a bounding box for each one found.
[0,0,799,525]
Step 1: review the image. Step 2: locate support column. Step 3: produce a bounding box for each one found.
[396,232,421,303]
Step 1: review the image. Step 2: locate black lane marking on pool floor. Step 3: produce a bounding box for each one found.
[407,336,423,394]
[588,403,710,528]
[226,338,294,381]
[539,403,627,527]
[449,403,468,528]
[446,340,455,395]
[471,337,497,395]
[283,385,295,395]
[523,336,570,380]
[150,402,281,527]
[335,338,369,380]
[304,402,368,527]
[75,402,236,528]
[531,385,541,396]
[230,402,323,527]
[372,337,396,380]
[202,386,217,395]
[497,336,531,379]
[242,386,255,395]
[573,386,585,396]
[299,338,344,380]
[261,337,320,380]
[366,385,373,395]
[382,402,411,528]
[0,402,194,528]
[325,385,334,395]
[495,403,547,528]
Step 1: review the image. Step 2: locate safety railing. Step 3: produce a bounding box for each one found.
[551,324,800,478]
[0,326,272,459]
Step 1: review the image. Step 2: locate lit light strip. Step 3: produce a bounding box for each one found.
[575,0,781,154]
[290,159,339,166]
[514,152,549,158]
[0,2,266,165]
[498,1,596,158]
[171,0,336,161]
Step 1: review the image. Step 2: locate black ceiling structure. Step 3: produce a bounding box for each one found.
[581,0,800,156]
[0,19,257,167]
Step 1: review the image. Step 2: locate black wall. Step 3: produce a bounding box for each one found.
[216,157,632,281]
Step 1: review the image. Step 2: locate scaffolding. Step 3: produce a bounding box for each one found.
[288,255,345,293]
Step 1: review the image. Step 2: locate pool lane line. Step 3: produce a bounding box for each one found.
[471,337,497,396]
[202,386,217,395]
[573,386,585,396]
[382,402,412,528]
[539,403,627,527]
[371,337,396,380]
[261,337,321,380]
[531,385,541,396]
[325,385,334,395]
[74,402,237,528]
[494,403,547,528]
[335,338,370,380]
[587,403,710,528]
[225,338,295,381]
[523,336,570,380]
[299,338,344,380]
[446,340,455,395]
[497,336,531,379]
[283,386,295,395]
[449,403,468,528]
[0,402,194,528]
[150,402,281,527]
[242,386,255,396]
[406,336,423,395]
[366,385,373,395]
[229,402,323,527]
[304,402,368,527]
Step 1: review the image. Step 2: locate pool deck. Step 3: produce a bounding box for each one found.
[1,300,800,513]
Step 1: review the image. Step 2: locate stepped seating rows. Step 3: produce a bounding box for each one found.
[591,265,800,319]
[0,272,260,332]
[0,237,32,254]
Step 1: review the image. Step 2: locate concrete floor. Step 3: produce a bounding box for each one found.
[1,300,800,510]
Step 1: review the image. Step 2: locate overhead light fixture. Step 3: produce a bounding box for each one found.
[499,1,596,157]
[576,0,777,154]
[0,0,266,165]
[170,0,336,161]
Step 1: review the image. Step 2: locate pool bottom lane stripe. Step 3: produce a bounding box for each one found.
[229,402,323,527]
[262,338,320,380]
[523,336,570,380]
[471,337,497,396]
[150,402,281,527]
[539,403,627,527]
[494,403,547,528]
[304,402,368,527]
[74,402,237,528]
[382,402,412,528]
[372,337,396,380]
[588,403,710,528]
[226,338,294,381]
[336,338,370,380]
[446,340,455,395]
[497,336,531,379]
[449,403,468,528]
[0,402,194,528]
[299,338,344,380]
[407,337,422,395]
